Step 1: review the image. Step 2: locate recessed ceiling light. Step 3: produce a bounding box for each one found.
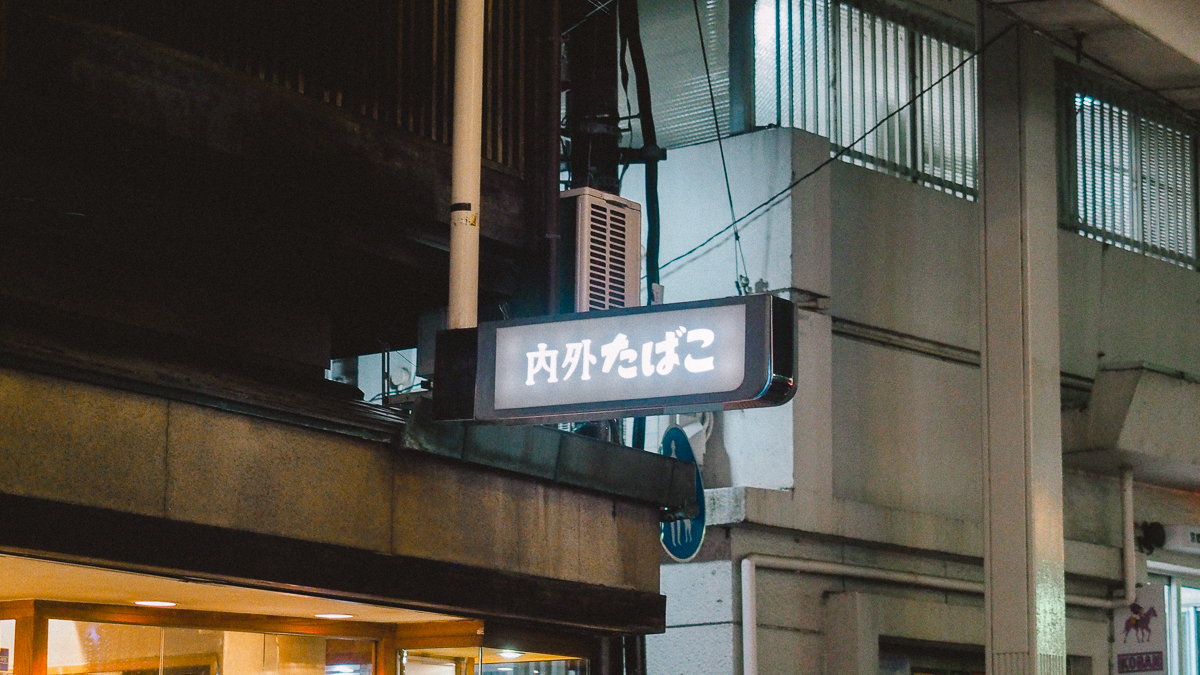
[497,669,513,672]
[314,613,355,619]
[497,651,523,660]
[134,601,177,608]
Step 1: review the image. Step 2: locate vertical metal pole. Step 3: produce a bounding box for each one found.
[448,0,486,329]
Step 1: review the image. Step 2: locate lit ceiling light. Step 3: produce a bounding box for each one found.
[315,613,355,619]
[497,651,523,660]
[134,601,177,608]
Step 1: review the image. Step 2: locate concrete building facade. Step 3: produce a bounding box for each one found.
[620,0,1200,673]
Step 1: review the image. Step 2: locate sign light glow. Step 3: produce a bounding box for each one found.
[432,294,796,423]
[494,304,746,410]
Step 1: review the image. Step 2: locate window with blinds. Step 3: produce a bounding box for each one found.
[1058,65,1198,268]
[754,0,977,199]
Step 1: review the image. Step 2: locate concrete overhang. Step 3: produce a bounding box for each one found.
[997,0,1200,113]
[1064,364,1200,489]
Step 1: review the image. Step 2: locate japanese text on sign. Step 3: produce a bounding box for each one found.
[524,327,715,385]
[494,304,747,410]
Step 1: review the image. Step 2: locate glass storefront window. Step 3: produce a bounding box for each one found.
[325,639,373,675]
[1181,586,1200,675]
[48,620,166,675]
[47,621,378,675]
[403,647,584,675]
[1,619,15,675]
[162,628,223,675]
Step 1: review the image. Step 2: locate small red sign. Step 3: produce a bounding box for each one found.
[1118,652,1164,673]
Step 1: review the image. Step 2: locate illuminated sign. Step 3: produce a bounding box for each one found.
[433,294,795,423]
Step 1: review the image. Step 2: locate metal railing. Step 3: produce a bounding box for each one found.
[46,0,531,174]
[754,0,977,199]
[1058,63,1198,268]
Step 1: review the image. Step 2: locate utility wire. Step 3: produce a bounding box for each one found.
[691,0,737,224]
[690,0,749,292]
[660,22,1017,274]
[563,0,616,36]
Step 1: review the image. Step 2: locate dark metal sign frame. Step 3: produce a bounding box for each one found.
[433,294,796,424]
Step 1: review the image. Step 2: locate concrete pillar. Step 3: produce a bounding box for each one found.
[823,593,877,675]
[979,13,1066,675]
[790,131,834,525]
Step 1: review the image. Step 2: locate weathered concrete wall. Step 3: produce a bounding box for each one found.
[649,527,1110,675]
[1059,231,1200,379]
[0,366,660,592]
[830,338,982,522]
[625,127,986,532]
[622,128,802,491]
[1065,468,1200,551]
[829,161,980,351]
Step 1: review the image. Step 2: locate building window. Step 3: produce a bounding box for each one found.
[1058,64,1198,268]
[753,0,977,199]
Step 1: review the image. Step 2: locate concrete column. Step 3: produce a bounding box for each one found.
[790,130,834,523]
[979,13,1066,675]
[823,593,877,675]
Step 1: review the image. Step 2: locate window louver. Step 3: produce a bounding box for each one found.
[586,204,630,310]
[754,0,978,200]
[562,188,642,313]
[1058,64,1198,269]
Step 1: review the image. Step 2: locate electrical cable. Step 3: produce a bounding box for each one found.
[690,0,736,225]
[659,22,1017,274]
[691,0,746,292]
[562,0,616,37]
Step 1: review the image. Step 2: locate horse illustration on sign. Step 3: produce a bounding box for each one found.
[1123,603,1158,643]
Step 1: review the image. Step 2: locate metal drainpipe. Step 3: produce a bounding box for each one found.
[448,0,485,329]
[1122,467,1137,604]
[738,553,1124,675]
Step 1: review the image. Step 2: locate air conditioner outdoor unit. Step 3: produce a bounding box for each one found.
[560,187,642,312]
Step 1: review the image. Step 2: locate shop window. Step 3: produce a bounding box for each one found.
[47,622,378,675]
[326,639,374,675]
[1,619,14,675]
[48,621,174,675]
[1182,586,1200,675]
[403,648,585,675]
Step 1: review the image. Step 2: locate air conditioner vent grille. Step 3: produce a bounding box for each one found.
[564,188,641,313]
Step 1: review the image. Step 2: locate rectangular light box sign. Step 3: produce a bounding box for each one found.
[432,294,796,423]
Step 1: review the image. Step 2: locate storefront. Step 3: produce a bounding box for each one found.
[0,360,695,675]
[0,557,595,675]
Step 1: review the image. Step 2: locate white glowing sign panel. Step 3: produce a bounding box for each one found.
[432,294,796,424]
[493,304,746,410]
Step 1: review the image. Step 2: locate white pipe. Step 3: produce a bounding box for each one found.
[741,557,757,675]
[447,0,485,329]
[1122,467,1137,604]
[738,553,1121,675]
